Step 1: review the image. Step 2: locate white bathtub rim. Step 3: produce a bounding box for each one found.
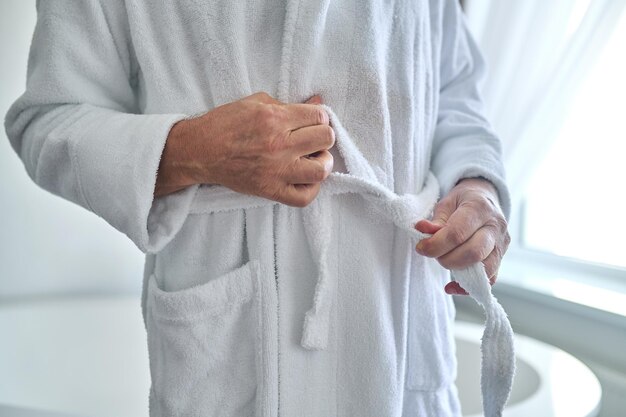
[455,320,602,417]
[0,297,604,417]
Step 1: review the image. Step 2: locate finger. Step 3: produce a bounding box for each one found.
[278,182,321,207]
[444,246,501,296]
[283,102,330,130]
[304,94,324,105]
[415,199,454,242]
[428,197,456,228]
[415,196,454,236]
[288,124,336,156]
[444,281,469,296]
[284,151,333,184]
[482,247,502,285]
[247,92,329,130]
[415,219,444,235]
[416,203,489,259]
[435,226,496,271]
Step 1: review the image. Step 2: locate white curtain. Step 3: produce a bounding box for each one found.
[464,0,626,206]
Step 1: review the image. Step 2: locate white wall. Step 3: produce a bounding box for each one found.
[0,1,144,299]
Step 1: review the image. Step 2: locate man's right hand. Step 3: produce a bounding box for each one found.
[155,92,335,207]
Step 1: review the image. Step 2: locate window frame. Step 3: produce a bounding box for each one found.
[499,197,626,319]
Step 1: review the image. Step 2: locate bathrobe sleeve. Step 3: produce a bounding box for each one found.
[4,0,198,253]
[430,0,511,220]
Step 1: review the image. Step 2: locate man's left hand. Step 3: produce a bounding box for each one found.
[414,177,511,295]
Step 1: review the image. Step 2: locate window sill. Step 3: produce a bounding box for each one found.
[496,248,626,328]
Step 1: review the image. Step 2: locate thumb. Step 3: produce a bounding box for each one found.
[414,198,454,234]
[304,94,323,105]
[429,197,455,227]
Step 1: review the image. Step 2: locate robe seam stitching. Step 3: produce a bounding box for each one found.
[335,199,341,417]
[272,204,281,417]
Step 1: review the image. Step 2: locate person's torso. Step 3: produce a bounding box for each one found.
[135,1,460,416]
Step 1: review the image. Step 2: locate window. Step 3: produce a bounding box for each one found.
[522,10,626,270]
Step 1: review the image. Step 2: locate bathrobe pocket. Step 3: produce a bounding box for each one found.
[405,255,458,391]
[146,259,262,417]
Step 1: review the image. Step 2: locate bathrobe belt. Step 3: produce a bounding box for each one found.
[188,171,442,350]
[187,170,515,416]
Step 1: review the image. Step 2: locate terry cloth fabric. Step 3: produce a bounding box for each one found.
[5,0,514,416]
[185,104,516,417]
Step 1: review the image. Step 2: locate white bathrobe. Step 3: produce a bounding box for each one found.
[5,1,513,416]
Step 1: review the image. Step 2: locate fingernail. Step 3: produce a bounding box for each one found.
[324,157,334,172]
[311,95,323,104]
[445,284,468,296]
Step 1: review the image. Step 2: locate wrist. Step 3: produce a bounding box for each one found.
[455,177,500,206]
[155,119,204,197]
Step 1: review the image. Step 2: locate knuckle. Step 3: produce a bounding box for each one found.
[255,104,278,129]
[292,197,308,208]
[417,240,430,255]
[324,126,336,148]
[486,216,510,248]
[313,165,327,182]
[257,104,275,126]
[446,228,466,246]
[313,107,329,125]
[496,214,509,230]
[486,215,508,234]
[465,246,484,264]
[249,91,275,104]
[503,230,511,247]
[480,195,495,211]
[468,196,491,213]
[295,187,317,207]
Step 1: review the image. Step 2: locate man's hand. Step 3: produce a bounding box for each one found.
[414,178,510,295]
[155,92,334,207]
